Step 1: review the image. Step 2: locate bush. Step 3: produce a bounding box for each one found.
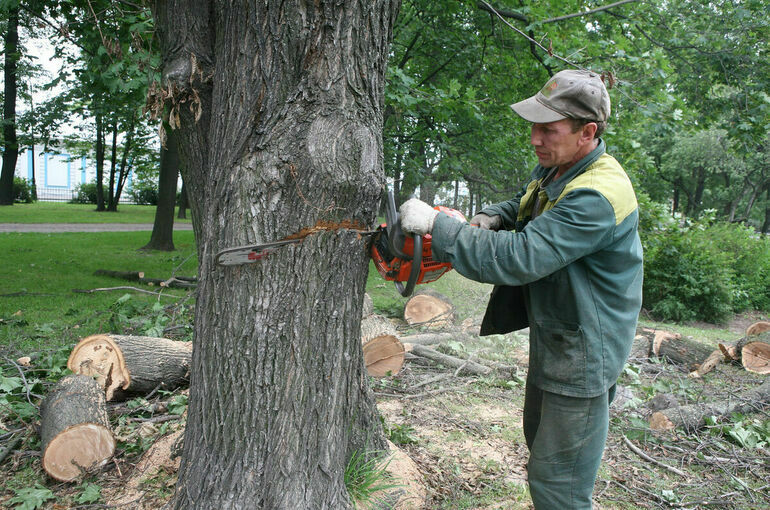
[70,182,98,204]
[128,182,158,205]
[12,177,35,203]
[643,227,734,323]
[640,205,770,323]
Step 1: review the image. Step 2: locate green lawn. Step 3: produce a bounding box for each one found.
[0,202,192,224]
[0,231,198,353]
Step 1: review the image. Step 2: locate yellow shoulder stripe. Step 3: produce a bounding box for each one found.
[553,154,637,225]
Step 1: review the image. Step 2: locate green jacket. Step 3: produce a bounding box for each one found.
[431,140,643,397]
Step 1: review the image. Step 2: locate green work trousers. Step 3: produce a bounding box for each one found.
[523,383,616,509]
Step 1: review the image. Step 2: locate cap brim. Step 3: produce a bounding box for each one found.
[510,96,567,123]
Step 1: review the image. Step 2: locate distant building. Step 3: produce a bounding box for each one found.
[14,147,133,202]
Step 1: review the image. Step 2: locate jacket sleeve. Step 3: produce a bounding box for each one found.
[478,183,529,230]
[431,188,618,286]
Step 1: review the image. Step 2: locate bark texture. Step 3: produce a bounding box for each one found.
[0,5,19,205]
[152,2,400,508]
[143,127,180,251]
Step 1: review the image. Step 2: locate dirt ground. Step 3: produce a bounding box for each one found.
[3,311,768,509]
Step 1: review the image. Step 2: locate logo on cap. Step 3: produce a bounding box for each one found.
[540,80,558,98]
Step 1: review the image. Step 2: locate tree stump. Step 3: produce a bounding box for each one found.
[40,374,115,482]
[403,289,455,329]
[67,334,193,401]
[649,378,770,432]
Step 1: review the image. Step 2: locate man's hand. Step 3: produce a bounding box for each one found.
[470,212,502,231]
[399,198,439,236]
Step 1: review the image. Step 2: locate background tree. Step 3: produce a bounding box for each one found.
[141,126,179,251]
[151,0,399,507]
[0,1,20,205]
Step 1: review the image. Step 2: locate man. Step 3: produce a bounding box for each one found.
[399,69,643,509]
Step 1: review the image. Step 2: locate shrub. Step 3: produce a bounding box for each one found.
[128,181,158,205]
[640,204,770,323]
[643,227,734,323]
[12,177,35,203]
[70,182,99,204]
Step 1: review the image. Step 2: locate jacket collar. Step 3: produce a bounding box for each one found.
[538,138,606,201]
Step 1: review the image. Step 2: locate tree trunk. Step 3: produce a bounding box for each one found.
[0,5,19,206]
[143,127,180,251]
[95,109,106,210]
[177,181,188,219]
[761,187,770,235]
[107,120,118,210]
[109,113,137,211]
[40,374,115,481]
[152,2,399,508]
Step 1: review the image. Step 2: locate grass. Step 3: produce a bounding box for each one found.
[0,230,197,353]
[0,202,192,224]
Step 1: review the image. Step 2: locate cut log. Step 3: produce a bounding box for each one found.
[409,344,491,376]
[40,374,115,482]
[644,328,720,376]
[363,335,405,377]
[93,269,196,289]
[403,289,454,329]
[67,334,192,401]
[746,321,770,336]
[718,331,770,375]
[649,378,770,432]
[628,334,652,361]
[401,331,473,346]
[359,303,405,377]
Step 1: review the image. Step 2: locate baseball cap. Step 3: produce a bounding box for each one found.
[510,69,610,123]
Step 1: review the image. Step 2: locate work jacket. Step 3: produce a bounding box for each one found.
[431,140,643,397]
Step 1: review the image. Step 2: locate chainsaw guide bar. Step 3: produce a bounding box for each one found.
[214,239,303,266]
[214,230,379,266]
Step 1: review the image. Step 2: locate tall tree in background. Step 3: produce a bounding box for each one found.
[151,1,400,507]
[0,1,20,205]
[141,127,179,251]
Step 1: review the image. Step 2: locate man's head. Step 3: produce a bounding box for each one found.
[511,70,610,172]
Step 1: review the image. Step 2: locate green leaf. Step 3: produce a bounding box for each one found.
[0,374,23,392]
[77,482,102,504]
[9,486,55,510]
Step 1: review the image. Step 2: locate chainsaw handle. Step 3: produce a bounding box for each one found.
[395,233,422,297]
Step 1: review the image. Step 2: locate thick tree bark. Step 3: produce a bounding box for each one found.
[143,128,180,251]
[152,2,400,508]
[0,5,19,206]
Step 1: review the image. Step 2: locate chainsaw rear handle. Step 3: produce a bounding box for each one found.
[395,233,422,297]
[386,190,422,297]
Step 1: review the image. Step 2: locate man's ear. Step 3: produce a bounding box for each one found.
[581,122,598,143]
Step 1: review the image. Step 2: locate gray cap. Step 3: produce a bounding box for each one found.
[510,69,610,123]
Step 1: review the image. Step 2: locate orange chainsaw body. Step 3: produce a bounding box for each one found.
[371,197,466,296]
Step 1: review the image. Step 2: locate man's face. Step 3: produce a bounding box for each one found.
[530,119,593,171]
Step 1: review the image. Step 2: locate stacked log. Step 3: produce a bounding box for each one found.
[40,375,115,481]
[67,334,192,401]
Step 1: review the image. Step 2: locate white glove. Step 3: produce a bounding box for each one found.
[470,213,502,231]
[399,198,439,236]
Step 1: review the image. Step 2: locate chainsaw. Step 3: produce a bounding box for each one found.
[214,190,465,297]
